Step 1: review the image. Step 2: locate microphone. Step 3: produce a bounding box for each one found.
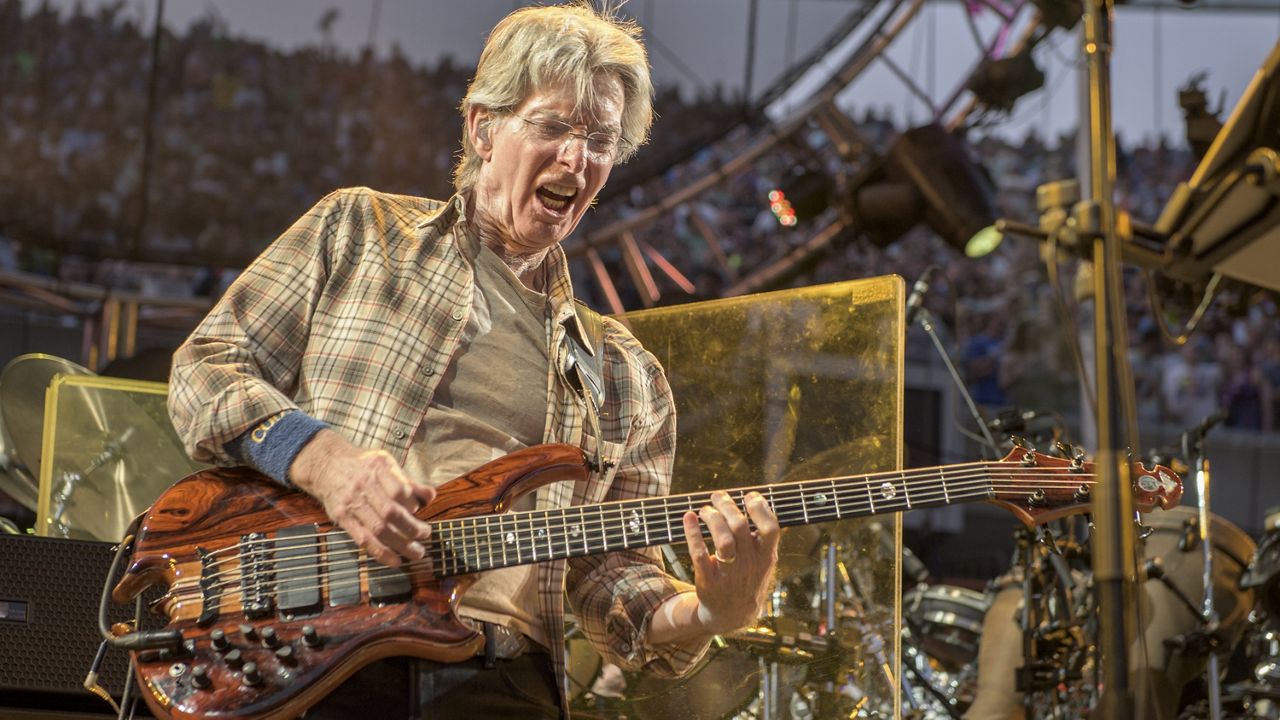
[904,265,938,327]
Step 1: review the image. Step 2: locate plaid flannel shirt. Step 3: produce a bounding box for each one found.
[168,187,710,710]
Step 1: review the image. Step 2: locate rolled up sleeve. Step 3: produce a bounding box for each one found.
[565,340,711,677]
[168,189,355,464]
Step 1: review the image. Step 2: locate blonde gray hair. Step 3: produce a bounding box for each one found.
[453,2,654,194]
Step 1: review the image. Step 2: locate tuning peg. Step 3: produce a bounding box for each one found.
[1054,441,1074,458]
[1011,436,1031,450]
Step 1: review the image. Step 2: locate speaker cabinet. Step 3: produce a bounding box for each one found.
[0,535,147,715]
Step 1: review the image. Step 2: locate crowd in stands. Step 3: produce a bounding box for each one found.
[1,0,1277,442]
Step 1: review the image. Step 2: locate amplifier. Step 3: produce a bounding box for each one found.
[0,534,151,715]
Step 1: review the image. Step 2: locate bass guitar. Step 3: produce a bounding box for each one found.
[110,442,1182,720]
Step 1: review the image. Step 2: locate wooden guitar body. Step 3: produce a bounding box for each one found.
[112,444,589,720]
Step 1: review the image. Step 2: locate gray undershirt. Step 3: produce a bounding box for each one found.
[402,230,551,646]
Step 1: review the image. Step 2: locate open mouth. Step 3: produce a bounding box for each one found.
[535,182,578,214]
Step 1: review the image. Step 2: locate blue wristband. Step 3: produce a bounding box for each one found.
[226,410,329,487]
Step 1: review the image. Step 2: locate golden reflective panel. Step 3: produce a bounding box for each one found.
[580,276,904,719]
[36,374,207,541]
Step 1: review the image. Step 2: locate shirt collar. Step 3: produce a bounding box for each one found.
[418,192,594,354]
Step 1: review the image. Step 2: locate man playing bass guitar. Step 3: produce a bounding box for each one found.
[167,3,781,717]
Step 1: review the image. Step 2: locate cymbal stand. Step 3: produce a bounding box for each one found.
[1182,417,1224,720]
[831,548,924,716]
[1017,520,1094,719]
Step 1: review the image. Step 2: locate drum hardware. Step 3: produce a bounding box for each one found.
[1180,408,1231,720]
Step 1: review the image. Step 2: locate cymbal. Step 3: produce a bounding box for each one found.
[0,354,94,510]
[35,374,203,541]
[776,435,896,577]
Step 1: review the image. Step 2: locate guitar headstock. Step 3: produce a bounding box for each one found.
[988,446,1183,526]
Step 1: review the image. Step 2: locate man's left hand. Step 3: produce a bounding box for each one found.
[679,490,780,635]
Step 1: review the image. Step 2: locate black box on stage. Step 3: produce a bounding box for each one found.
[0,534,151,715]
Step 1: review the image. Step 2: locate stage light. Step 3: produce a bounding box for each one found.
[966,48,1045,114]
[769,163,835,227]
[847,123,998,252]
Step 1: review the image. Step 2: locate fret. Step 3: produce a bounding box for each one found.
[942,468,950,504]
[800,484,810,524]
[901,471,912,510]
[465,518,478,572]
[499,514,511,568]
[830,478,842,519]
[542,509,555,560]
[576,506,587,555]
[641,502,651,546]
[483,515,495,570]
[512,515,527,566]
[865,476,877,515]
[598,505,609,551]
[532,509,547,561]
[443,524,458,576]
[663,497,673,543]
[616,505,628,550]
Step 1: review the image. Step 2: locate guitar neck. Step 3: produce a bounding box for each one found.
[427,461,1000,576]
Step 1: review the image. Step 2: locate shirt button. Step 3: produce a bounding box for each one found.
[393,429,406,439]
[424,368,435,376]
[619,642,631,655]
[451,309,464,321]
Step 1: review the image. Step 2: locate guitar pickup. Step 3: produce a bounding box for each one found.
[325,531,361,607]
[275,525,321,616]
[368,565,411,604]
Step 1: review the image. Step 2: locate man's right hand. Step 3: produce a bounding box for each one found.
[289,429,436,568]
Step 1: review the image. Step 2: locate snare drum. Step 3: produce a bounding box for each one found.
[907,584,991,671]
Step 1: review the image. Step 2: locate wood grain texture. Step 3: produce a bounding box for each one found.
[112,443,588,720]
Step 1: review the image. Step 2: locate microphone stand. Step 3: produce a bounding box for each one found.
[1079,1,1142,715]
[914,307,1000,459]
[1182,412,1226,720]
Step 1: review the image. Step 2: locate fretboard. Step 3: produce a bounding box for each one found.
[426,461,1002,577]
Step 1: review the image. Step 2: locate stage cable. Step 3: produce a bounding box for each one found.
[1145,270,1223,346]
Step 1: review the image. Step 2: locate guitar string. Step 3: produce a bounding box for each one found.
[166,482,1010,611]
[165,472,1157,615]
[165,469,1116,600]
[159,469,1123,604]
[183,456,1080,563]
[167,471,1019,600]
[168,466,1089,593]
[186,460,1104,565]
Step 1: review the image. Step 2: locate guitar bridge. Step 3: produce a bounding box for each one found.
[239,532,275,619]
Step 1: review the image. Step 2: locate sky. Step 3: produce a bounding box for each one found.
[54,0,1280,145]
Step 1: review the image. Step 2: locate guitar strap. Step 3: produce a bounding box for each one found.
[567,301,607,473]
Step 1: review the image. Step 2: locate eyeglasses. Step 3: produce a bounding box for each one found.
[514,114,627,162]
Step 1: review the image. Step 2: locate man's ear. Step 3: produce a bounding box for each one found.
[467,105,494,162]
